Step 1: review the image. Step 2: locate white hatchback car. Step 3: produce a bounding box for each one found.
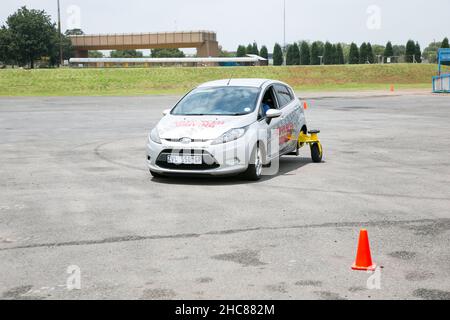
[147,78,309,180]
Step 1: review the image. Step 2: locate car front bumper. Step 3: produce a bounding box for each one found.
[146,138,250,176]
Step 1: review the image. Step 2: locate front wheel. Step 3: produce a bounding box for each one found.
[243,145,263,181]
[311,143,323,163]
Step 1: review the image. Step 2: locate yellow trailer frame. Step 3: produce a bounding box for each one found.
[297,130,323,163]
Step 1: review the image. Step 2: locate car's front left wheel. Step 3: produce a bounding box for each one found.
[244,144,263,181]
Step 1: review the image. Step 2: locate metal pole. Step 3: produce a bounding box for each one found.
[283,0,286,50]
[57,0,63,67]
[283,0,286,65]
[438,49,441,76]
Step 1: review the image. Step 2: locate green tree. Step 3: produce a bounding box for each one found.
[273,43,283,66]
[310,41,322,65]
[150,48,184,58]
[299,41,310,65]
[423,41,441,63]
[246,44,253,55]
[88,50,104,58]
[414,42,422,63]
[286,45,294,65]
[6,6,56,68]
[236,45,246,57]
[252,42,259,55]
[366,43,375,63]
[316,41,325,55]
[49,32,73,66]
[111,49,143,58]
[348,43,359,64]
[336,43,345,64]
[331,44,339,64]
[392,45,405,60]
[405,40,415,63]
[290,43,300,65]
[384,41,394,63]
[323,42,333,65]
[341,43,351,64]
[285,45,292,65]
[372,44,385,63]
[359,42,368,64]
[259,45,268,60]
[0,27,12,65]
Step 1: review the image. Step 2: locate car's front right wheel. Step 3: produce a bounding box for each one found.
[244,144,263,181]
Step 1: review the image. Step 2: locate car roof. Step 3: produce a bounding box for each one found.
[197,78,277,88]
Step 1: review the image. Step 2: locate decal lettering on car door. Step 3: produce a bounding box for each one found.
[274,84,300,152]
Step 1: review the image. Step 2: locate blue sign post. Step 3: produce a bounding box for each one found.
[433,48,450,93]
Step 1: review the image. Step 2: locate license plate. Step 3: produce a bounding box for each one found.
[167,155,202,165]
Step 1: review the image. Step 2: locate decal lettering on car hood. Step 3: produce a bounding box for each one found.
[157,115,253,140]
[175,120,225,128]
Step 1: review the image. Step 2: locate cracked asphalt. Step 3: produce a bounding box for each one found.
[0,93,449,300]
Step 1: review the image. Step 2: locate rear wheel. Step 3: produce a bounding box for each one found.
[244,144,263,181]
[311,143,323,163]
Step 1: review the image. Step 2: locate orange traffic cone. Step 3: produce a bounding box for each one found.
[303,101,308,110]
[390,84,395,92]
[352,229,376,271]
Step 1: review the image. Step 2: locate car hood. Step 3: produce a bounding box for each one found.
[156,114,255,140]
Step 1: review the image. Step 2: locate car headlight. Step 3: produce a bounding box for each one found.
[211,127,247,145]
[150,128,161,144]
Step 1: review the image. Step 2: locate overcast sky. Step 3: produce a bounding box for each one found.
[1,0,449,52]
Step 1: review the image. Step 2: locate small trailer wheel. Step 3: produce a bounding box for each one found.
[311,143,323,163]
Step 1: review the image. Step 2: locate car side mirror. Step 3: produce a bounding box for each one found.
[163,109,171,116]
[266,109,282,119]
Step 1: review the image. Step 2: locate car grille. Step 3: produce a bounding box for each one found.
[156,149,220,170]
[163,138,209,143]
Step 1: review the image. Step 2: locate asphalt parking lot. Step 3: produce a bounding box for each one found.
[0,93,449,300]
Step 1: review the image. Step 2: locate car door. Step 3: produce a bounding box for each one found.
[288,85,305,137]
[273,84,302,153]
[257,85,284,161]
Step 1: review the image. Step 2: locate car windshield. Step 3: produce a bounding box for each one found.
[171,86,260,116]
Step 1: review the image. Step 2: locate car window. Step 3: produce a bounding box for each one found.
[258,86,279,120]
[274,84,294,108]
[288,87,296,100]
[171,86,260,116]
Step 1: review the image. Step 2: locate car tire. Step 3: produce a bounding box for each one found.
[311,143,323,163]
[150,170,165,178]
[244,144,263,181]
